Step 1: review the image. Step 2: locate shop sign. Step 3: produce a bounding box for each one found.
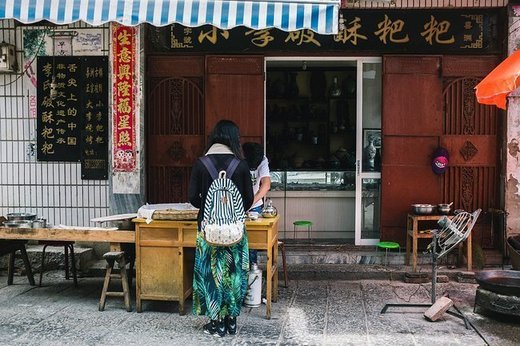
[81,57,109,180]
[112,23,137,172]
[37,56,109,180]
[149,9,502,54]
[37,56,81,162]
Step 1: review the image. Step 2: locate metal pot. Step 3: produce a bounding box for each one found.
[437,204,451,215]
[411,204,435,215]
[7,212,36,221]
[3,220,33,228]
[32,218,47,228]
[261,199,278,218]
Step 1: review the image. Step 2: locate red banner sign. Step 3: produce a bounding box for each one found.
[112,23,137,172]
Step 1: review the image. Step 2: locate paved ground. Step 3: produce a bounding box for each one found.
[0,270,519,346]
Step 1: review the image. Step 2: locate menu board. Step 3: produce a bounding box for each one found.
[37,56,82,161]
[81,57,109,180]
[37,56,108,179]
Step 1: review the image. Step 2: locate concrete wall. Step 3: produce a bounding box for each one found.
[506,6,520,237]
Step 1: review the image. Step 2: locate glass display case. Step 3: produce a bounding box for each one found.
[270,171,355,191]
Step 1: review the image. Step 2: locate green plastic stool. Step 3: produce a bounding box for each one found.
[293,220,312,241]
[377,241,400,266]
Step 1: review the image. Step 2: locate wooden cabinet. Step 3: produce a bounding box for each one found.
[133,216,280,319]
[135,221,197,313]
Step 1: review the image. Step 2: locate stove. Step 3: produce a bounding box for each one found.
[474,270,520,316]
[474,287,520,316]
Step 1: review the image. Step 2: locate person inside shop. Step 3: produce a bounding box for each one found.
[242,141,271,267]
[188,119,253,338]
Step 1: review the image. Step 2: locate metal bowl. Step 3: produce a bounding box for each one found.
[411,204,435,215]
[3,220,33,228]
[7,212,37,221]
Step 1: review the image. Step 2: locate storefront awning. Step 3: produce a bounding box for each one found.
[0,0,339,34]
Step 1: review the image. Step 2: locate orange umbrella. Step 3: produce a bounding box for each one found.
[475,50,520,110]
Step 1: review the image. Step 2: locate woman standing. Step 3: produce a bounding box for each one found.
[188,120,253,337]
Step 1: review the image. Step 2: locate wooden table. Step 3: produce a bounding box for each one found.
[406,214,472,272]
[133,216,279,319]
[0,226,134,244]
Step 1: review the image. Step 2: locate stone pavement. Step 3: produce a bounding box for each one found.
[0,270,519,346]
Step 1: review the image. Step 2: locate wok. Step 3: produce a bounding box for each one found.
[475,270,520,296]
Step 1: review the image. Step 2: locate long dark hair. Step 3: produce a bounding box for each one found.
[207,120,243,159]
[242,142,263,170]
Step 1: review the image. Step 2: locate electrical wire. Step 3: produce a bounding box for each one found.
[0,30,47,88]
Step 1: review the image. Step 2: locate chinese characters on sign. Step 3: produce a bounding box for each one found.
[150,9,500,53]
[112,23,137,173]
[37,56,82,161]
[81,57,109,180]
[37,56,109,179]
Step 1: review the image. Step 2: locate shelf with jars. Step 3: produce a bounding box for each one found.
[266,68,357,171]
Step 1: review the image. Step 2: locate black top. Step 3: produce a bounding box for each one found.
[188,154,254,225]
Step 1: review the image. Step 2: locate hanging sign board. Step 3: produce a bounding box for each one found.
[36,56,109,179]
[149,9,502,54]
[112,23,137,172]
[81,57,109,180]
[37,56,82,161]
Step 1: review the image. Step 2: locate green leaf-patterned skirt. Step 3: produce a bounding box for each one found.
[192,229,249,320]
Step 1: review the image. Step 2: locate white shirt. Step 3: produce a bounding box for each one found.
[250,156,270,209]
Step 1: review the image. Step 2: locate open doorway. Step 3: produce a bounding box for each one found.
[265,57,382,245]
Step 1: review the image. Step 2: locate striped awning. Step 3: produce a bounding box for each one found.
[0,0,340,34]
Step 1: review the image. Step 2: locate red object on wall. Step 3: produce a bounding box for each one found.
[112,23,137,172]
[475,50,520,110]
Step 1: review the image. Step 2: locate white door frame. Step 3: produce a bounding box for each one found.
[354,58,382,246]
[264,56,382,245]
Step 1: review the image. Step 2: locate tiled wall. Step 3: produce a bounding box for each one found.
[0,20,110,226]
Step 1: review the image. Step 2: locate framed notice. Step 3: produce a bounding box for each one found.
[37,56,82,161]
[80,57,109,180]
[37,56,109,179]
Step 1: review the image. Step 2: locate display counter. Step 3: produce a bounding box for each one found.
[133,216,279,319]
[269,171,356,240]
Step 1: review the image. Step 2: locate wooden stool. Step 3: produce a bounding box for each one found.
[278,240,288,288]
[0,240,35,286]
[38,240,77,287]
[99,251,131,312]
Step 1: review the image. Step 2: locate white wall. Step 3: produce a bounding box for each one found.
[0,20,110,226]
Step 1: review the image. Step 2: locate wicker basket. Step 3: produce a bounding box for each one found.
[152,209,198,221]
